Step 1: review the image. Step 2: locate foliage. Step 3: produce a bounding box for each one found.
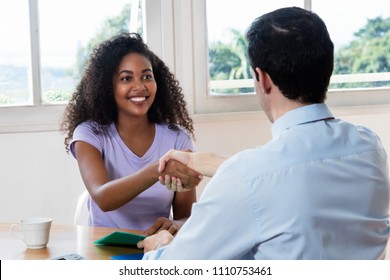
[209,42,241,80]
[332,16,390,88]
[208,29,252,94]
[72,3,135,79]
[43,88,72,103]
[0,94,14,105]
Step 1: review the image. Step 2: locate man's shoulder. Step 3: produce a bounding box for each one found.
[332,119,384,151]
[221,146,281,175]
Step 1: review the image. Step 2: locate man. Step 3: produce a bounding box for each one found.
[138,7,390,259]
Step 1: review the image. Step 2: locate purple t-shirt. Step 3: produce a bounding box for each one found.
[70,121,195,230]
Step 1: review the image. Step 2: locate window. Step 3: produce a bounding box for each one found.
[187,0,390,114]
[39,0,143,104]
[0,0,144,132]
[312,0,390,89]
[0,1,31,106]
[206,0,303,96]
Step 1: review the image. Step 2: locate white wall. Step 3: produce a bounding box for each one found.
[0,105,389,225]
[0,131,84,224]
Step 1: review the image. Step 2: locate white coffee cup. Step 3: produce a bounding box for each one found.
[10,217,52,249]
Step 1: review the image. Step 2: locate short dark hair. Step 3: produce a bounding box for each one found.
[246,7,334,103]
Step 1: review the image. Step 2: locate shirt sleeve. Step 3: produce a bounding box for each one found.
[174,128,196,152]
[69,121,103,159]
[142,152,258,259]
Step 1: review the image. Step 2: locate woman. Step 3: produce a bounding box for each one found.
[60,33,200,235]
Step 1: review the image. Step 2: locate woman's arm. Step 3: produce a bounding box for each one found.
[171,186,196,223]
[75,141,159,211]
[143,187,196,236]
[74,141,201,212]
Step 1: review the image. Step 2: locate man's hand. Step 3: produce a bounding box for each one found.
[143,217,179,236]
[161,159,202,191]
[159,149,194,173]
[137,230,174,253]
[159,149,226,179]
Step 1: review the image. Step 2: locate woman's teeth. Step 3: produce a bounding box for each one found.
[129,96,146,102]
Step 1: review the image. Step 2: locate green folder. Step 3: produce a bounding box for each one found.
[93,231,147,247]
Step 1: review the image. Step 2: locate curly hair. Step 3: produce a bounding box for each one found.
[60,33,194,152]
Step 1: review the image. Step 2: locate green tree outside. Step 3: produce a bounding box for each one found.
[71,3,133,79]
[44,2,141,103]
[332,16,390,88]
[208,29,252,94]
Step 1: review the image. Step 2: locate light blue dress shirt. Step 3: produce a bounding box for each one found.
[143,104,390,259]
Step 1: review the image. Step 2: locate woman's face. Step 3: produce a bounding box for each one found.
[113,52,157,119]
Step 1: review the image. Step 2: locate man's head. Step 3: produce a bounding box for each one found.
[246,7,334,104]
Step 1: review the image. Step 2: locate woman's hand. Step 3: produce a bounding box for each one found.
[137,230,174,253]
[143,217,179,236]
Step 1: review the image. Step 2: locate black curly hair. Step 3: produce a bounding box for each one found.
[60,33,194,153]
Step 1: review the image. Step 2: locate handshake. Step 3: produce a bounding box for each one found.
[158,149,226,192]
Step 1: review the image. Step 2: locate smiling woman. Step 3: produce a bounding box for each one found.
[113,53,157,124]
[59,33,200,235]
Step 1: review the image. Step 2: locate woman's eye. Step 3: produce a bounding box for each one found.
[143,74,154,80]
[120,76,132,81]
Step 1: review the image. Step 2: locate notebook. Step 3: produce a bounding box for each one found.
[93,231,147,247]
[110,253,144,260]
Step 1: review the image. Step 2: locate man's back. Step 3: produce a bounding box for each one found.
[234,104,390,259]
[143,104,389,260]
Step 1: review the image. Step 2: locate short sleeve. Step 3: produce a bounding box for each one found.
[174,128,196,152]
[69,121,103,159]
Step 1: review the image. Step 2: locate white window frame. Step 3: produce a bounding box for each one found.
[0,0,56,133]
[1,0,390,133]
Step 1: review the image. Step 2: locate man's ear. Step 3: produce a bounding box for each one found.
[253,68,260,81]
[256,67,271,94]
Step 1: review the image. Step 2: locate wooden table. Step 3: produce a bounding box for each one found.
[1,223,389,260]
[0,223,144,260]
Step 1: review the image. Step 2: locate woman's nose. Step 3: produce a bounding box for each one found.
[133,79,146,91]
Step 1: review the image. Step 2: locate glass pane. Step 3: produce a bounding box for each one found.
[206,0,303,95]
[312,0,390,89]
[0,1,32,107]
[38,0,144,104]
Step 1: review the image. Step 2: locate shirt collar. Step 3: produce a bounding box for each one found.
[271,103,334,138]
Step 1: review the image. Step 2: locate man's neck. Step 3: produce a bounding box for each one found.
[272,97,308,122]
